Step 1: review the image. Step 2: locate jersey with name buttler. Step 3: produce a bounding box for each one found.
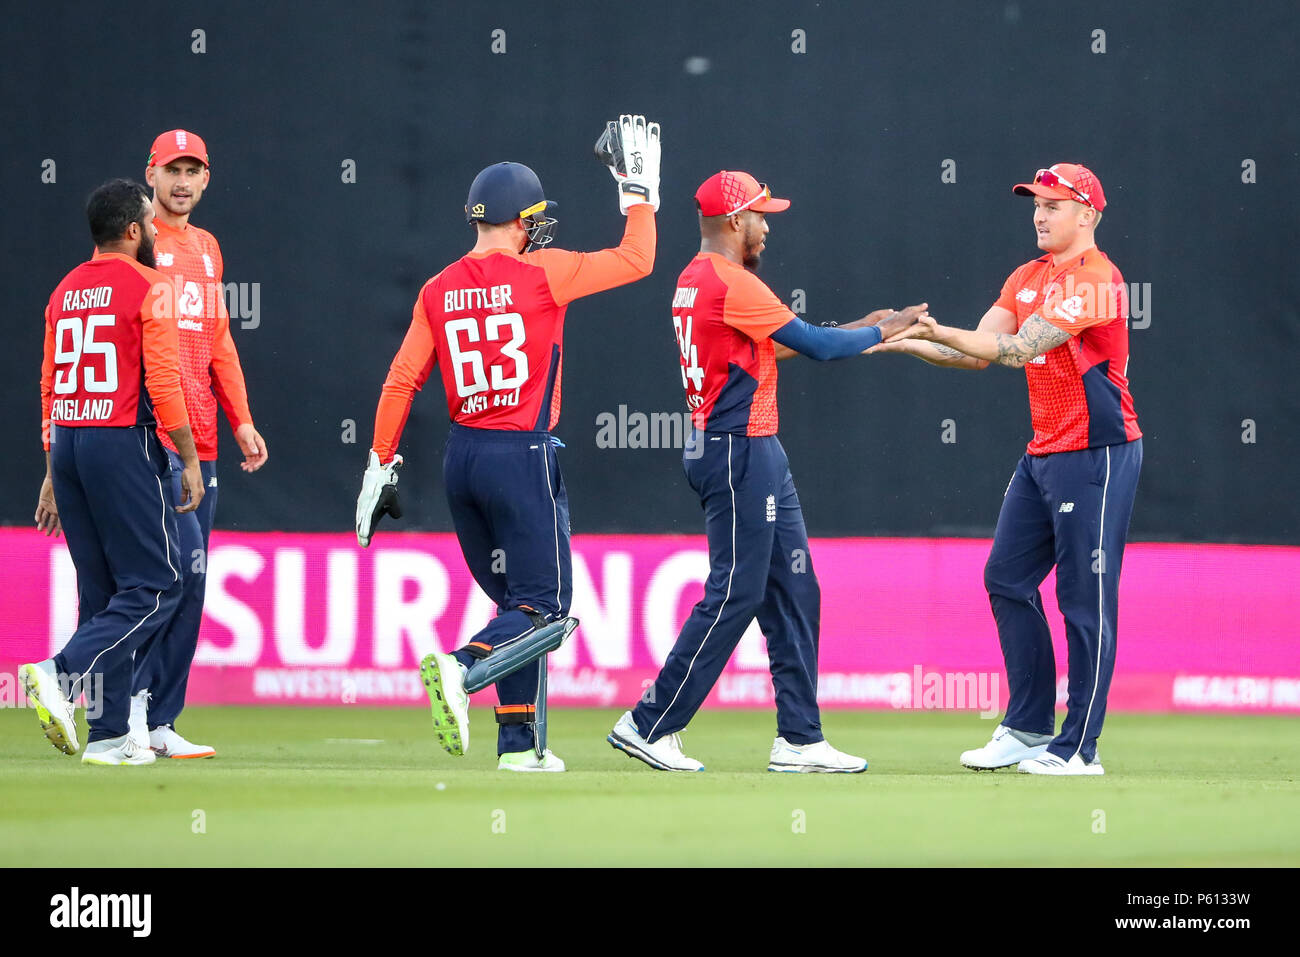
[671,252,795,436]
[372,205,656,462]
[424,256,565,431]
[42,252,187,440]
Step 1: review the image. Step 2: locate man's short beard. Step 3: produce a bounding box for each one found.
[743,249,762,271]
[136,231,156,269]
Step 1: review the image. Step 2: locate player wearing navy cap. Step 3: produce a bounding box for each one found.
[356,116,659,771]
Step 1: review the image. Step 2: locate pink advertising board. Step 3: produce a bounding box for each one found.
[1,528,1297,713]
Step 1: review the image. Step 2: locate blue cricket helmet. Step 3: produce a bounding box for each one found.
[465,162,558,249]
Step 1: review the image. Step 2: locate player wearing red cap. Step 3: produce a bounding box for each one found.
[873,163,1141,775]
[608,170,925,772]
[355,116,659,771]
[126,130,269,759]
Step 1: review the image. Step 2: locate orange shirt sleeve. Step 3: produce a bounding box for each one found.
[531,204,655,306]
[209,298,254,431]
[40,304,54,451]
[141,277,190,433]
[1040,263,1122,335]
[994,266,1024,313]
[722,269,796,342]
[372,291,439,464]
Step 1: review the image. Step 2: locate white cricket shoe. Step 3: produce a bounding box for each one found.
[82,734,156,766]
[1018,752,1104,775]
[419,651,470,756]
[960,724,1053,770]
[498,749,566,773]
[768,737,868,773]
[128,690,150,751]
[607,711,704,772]
[18,660,79,755]
[149,726,216,759]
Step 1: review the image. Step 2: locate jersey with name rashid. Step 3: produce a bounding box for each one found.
[41,251,188,446]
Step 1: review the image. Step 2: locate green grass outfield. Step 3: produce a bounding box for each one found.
[2,707,1297,866]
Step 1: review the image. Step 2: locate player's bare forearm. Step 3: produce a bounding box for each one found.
[36,450,60,537]
[165,425,204,514]
[868,338,987,369]
[166,425,201,470]
[896,314,1070,368]
[774,343,797,361]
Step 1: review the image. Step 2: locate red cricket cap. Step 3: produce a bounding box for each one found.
[148,129,210,168]
[695,170,790,216]
[1013,162,1105,211]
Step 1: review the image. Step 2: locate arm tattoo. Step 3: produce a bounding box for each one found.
[933,344,965,360]
[992,314,1072,368]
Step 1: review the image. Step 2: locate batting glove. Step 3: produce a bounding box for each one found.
[355,450,403,547]
[595,114,662,213]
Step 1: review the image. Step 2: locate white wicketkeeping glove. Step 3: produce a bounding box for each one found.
[355,450,403,547]
[594,114,662,213]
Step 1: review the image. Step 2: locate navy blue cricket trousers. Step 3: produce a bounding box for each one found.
[130,450,217,728]
[634,431,823,745]
[442,424,572,755]
[50,425,183,743]
[984,439,1142,763]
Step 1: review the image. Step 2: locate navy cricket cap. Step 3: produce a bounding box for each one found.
[465,162,557,224]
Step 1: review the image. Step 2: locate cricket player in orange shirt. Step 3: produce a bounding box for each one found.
[355,116,659,771]
[126,130,269,759]
[874,163,1141,775]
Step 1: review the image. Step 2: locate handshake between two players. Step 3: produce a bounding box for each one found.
[354,113,932,774]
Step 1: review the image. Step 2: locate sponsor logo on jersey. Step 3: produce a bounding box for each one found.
[1029,354,1047,365]
[202,253,215,278]
[178,319,204,331]
[1016,287,1037,303]
[765,494,776,523]
[1059,502,1075,513]
[1058,295,1084,322]
[177,280,204,318]
[156,252,174,267]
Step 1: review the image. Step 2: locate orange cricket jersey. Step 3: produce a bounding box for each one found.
[371,205,655,462]
[671,252,794,436]
[151,218,252,461]
[42,251,189,446]
[995,246,1141,455]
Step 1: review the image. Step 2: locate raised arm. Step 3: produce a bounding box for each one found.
[535,205,656,305]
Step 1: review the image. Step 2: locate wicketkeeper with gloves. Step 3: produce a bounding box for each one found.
[356,115,659,771]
